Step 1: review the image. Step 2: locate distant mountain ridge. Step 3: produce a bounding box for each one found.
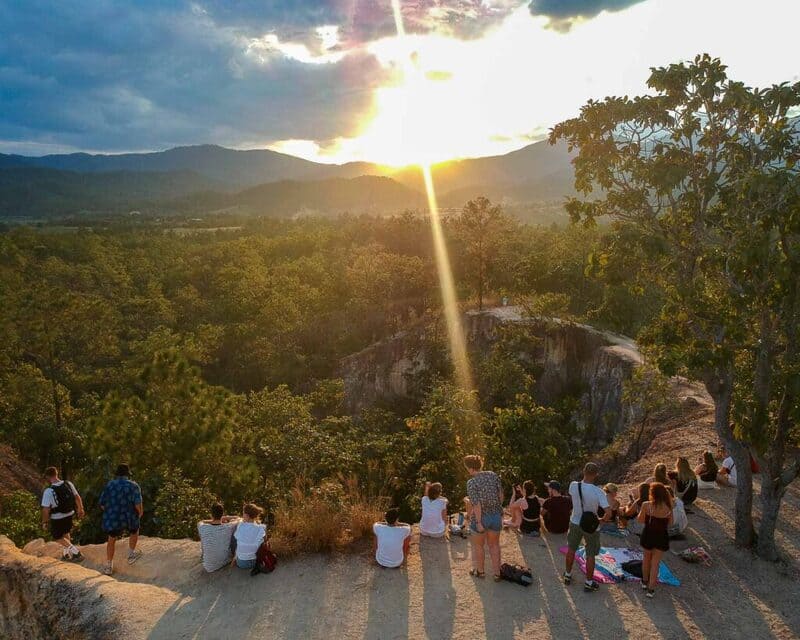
[0,140,576,218]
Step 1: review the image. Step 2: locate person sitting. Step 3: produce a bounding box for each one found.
[717,446,737,487]
[373,507,411,568]
[671,457,698,506]
[198,502,240,573]
[519,480,541,537]
[419,481,448,538]
[503,484,526,531]
[669,496,689,537]
[600,483,621,533]
[695,451,719,489]
[540,480,571,534]
[232,503,266,570]
[622,482,650,536]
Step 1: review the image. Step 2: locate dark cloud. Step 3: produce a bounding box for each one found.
[0,1,523,153]
[528,0,646,31]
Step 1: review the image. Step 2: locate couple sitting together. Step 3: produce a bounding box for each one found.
[197,502,267,572]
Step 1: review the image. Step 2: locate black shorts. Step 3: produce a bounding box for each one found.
[106,527,139,538]
[50,516,73,540]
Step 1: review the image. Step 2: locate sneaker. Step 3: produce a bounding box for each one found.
[641,582,648,591]
[102,563,113,575]
[60,552,73,562]
[71,551,85,563]
[127,550,143,565]
[563,572,572,585]
[584,580,600,592]
[646,589,655,599]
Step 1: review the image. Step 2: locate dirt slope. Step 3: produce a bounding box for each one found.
[0,445,41,496]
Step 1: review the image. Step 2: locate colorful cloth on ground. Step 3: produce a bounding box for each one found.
[599,523,629,537]
[559,545,681,586]
[99,477,142,533]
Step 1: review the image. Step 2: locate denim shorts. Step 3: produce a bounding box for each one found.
[470,511,503,533]
[236,557,256,569]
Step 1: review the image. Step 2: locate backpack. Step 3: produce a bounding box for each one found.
[499,563,533,586]
[49,482,76,515]
[577,483,599,534]
[251,540,277,576]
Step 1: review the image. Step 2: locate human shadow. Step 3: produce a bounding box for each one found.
[363,563,410,640]
[419,535,456,640]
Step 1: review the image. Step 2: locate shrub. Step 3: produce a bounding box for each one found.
[153,470,217,540]
[0,490,41,547]
[270,477,387,557]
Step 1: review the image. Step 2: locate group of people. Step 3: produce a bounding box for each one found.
[40,463,143,575]
[40,447,738,587]
[371,448,738,599]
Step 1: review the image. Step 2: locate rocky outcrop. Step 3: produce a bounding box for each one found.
[339,306,643,445]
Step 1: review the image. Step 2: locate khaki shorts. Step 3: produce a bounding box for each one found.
[567,522,600,557]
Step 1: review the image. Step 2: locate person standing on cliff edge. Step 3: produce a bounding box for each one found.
[99,463,144,575]
[41,466,85,562]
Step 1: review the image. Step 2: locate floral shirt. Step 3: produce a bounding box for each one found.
[466,470,503,521]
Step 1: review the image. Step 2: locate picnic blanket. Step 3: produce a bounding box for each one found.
[559,546,681,586]
[599,523,629,538]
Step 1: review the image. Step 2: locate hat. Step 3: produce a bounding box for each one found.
[545,480,562,492]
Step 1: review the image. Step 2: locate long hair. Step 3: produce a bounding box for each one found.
[649,482,673,511]
[653,463,669,485]
[676,457,696,484]
[703,450,718,475]
[637,482,650,504]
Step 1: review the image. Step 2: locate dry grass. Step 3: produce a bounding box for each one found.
[269,477,388,558]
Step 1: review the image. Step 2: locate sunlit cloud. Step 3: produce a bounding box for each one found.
[245,26,346,65]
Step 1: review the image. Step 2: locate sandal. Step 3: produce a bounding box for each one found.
[469,569,485,578]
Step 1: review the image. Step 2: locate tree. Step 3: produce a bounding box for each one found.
[621,365,673,459]
[550,54,800,558]
[455,197,511,309]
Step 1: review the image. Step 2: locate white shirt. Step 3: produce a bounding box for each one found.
[723,457,737,485]
[233,521,266,561]
[568,481,609,526]
[373,522,411,568]
[41,481,78,520]
[198,520,239,572]
[419,496,448,536]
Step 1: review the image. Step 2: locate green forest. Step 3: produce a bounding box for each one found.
[1,56,799,561]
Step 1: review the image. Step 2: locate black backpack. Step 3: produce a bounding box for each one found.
[499,563,533,586]
[577,482,599,534]
[50,483,76,515]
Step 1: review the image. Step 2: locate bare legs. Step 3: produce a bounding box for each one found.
[486,530,501,577]
[106,532,139,563]
[643,548,663,591]
[470,531,486,574]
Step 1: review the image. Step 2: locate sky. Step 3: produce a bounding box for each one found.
[1,0,799,165]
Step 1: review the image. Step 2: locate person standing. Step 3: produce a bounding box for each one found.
[464,454,504,581]
[564,462,610,592]
[541,480,571,534]
[40,466,84,562]
[99,463,144,575]
[638,482,674,599]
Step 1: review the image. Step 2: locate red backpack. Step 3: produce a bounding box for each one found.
[251,540,277,576]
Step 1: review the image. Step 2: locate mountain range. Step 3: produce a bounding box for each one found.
[0,140,575,219]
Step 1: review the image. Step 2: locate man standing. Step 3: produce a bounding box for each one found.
[564,463,610,592]
[99,463,144,575]
[540,480,572,534]
[40,466,84,562]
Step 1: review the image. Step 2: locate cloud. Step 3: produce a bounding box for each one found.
[528,0,647,31]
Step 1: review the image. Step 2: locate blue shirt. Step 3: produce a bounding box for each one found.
[99,477,142,533]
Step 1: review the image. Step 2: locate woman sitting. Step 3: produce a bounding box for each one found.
[519,481,541,537]
[672,457,698,506]
[503,484,527,531]
[695,451,719,489]
[232,503,267,570]
[419,481,448,538]
[622,483,649,536]
[599,483,621,533]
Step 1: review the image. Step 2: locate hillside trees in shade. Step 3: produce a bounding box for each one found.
[551,54,800,560]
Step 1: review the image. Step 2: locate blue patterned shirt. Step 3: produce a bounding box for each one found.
[99,477,142,532]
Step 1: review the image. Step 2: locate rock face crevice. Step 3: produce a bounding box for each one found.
[0,536,119,640]
[339,307,642,445]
